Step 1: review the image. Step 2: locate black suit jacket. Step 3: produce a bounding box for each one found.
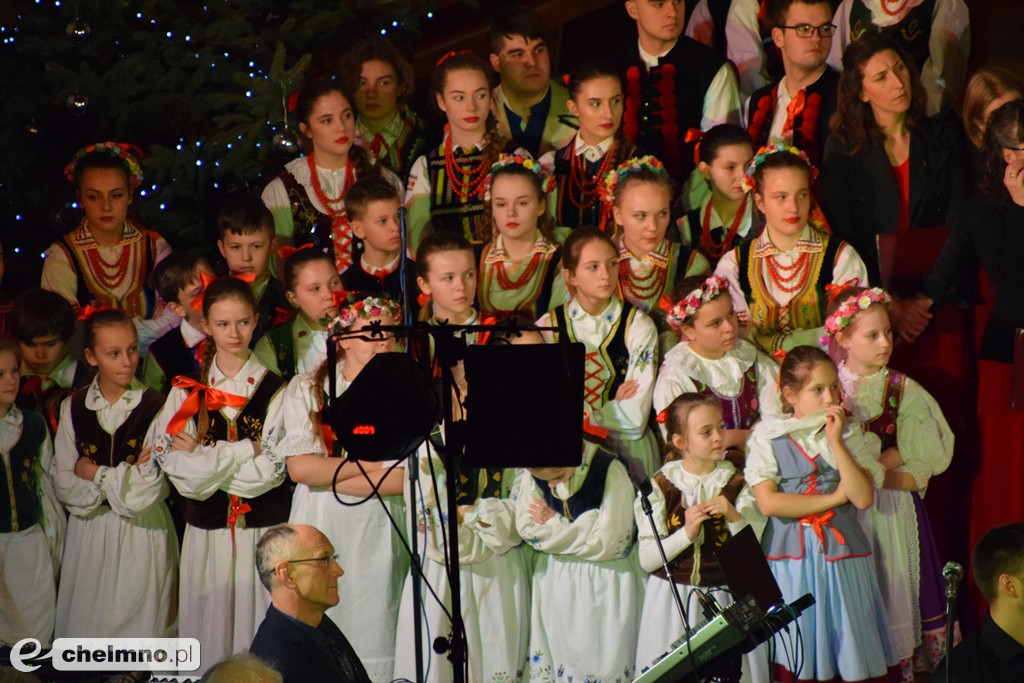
[820,116,969,286]
[250,604,369,683]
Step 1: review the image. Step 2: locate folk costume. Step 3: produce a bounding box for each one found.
[152,353,289,674]
[394,436,527,683]
[340,253,420,320]
[355,105,426,181]
[493,80,577,159]
[51,379,177,638]
[514,443,644,683]
[828,0,970,116]
[279,368,408,682]
[253,315,328,383]
[538,298,660,477]
[250,275,292,349]
[839,362,956,678]
[477,229,569,320]
[618,235,711,334]
[678,194,756,271]
[714,225,868,353]
[632,457,763,676]
[143,318,206,394]
[539,134,634,233]
[0,407,60,647]
[16,350,90,437]
[745,412,900,682]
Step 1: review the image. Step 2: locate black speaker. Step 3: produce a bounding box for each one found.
[327,352,439,461]
[462,341,585,468]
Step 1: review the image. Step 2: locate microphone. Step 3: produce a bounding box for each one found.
[943,561,964,600]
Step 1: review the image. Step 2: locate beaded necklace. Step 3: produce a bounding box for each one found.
[306,155,353,216]
[618,239,669,304]
[443,127,488,201]
[879,0,912,17]
[495,251,545,290]
[85,244,131,291]
[765,252,811,293]
[568,140,616,211]
[700,196,748,261]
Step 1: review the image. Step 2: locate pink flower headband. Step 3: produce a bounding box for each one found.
[484,154,556,201]
[740,143,817,194]
[64,141,144,188]
[599,155,667,205]
[658,275,729,331]
[323,294,402,337]
[822,287,889,338]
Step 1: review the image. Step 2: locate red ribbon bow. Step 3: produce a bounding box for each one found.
[436,50,471,67]
[823,279,860,308]
[582,412,610,439]
[77,302,109,321]
[165,376,248,435]
[227,494,253,554]
[655,409,668,424]
[657,294,675,315]
[277,243,315,261]
[272,307,293,327]
[685,127,705,165]
[799,508,847,549]
[190,272,257,314]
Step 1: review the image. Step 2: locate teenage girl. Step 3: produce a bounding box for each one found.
[654,274,782,453]
[606,156,711,333]
[824,285,955,679]
[43,142,175,352]
[745,345,898,681]
[537,227,660,477]
[261,80,400,272]
[477,154,569,320]
[406,52,509,250]
[254,246,344,381]
[539,59,635,232]
[152,276,290,673]
[715,144,868,354]
[52,309,177,638]
[280,293,408,681]
[633,393,762,678]
[0,338,61,648]
[514,439,643,681]
[678,124,756,268]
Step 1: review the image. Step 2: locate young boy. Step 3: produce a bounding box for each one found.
[217,194,292,346]
[143,251,214,393]
[10,288,87,435]
[342,177,419,318]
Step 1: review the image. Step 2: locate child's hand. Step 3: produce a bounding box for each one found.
[529,499,556,525]
[251,438,262,456]
[614,379,639,401]
[824,404,845,444]
[683,504,710,541]
[136,447,152,465]
[171,432,199,454]
[456,503,476,524]
[703,495,742,523]
[75,457,100,482]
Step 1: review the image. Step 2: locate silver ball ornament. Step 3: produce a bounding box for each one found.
[66,93,89,115]
[65,18,91,41]
[272,131,299,155]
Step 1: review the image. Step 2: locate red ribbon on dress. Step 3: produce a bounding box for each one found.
[226,494,252,554]
[582,412,610,439]
[799,507,847,549]
[165,376,248,435]
[277,243,315,261]
[685,127,705,165]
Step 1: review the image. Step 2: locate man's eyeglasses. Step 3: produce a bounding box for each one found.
[780,23,837,38]
[284,553,338,567]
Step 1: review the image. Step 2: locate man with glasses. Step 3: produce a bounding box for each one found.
[746,0,840,168]
[250,524,371,683]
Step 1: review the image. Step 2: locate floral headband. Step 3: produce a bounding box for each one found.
[484,154,556,200]
[599,155,667,205]
[740,143,817,194]
[658,275,729,331]
[322,293,402,336]
[64,141,144,188]
[822,287,889,338]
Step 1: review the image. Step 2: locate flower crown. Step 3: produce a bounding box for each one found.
[740,142,817,194]
[599,155,667,205]
[64,141,144,188]
[822,287,889,337]
[484,154,556,200]
[322,293,402,337]
[658,275,729,331]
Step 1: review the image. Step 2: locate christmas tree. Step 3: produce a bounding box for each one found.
[0,0,448,288]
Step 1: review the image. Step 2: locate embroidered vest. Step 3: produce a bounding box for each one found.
[762,435,870,561]
[553,302,636,409]
[59,221,159,319]
[651,468,744,586]
[620,242,692,332]
[70,387,165,468]
[532,447,616,521]
[478,244,562,320]
[692,363,761,430]
[552,142,622,232]
[252,278,292,349]
[0,410,47,533]
[182,373,291,530]
[861,369,905,451]
[746,68,839,169]
[426,144,488,244]
[361,108,425,179]
[149,327,201,392]
[277,168,335,255]
[683,204,758,269]
[264,322,297,381]
[738,232,841,335]
[849,0,935,70]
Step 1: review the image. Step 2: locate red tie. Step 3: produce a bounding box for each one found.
[781,89,807,143]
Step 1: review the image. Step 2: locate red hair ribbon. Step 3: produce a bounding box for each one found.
[582,412,610,439]
[277,243,315,261]
[823,279,860,308]
[685,128,705,165]
[657,294,675,315]
[272,307,293,327]
[193,338,206,366]
[76,302,109,321]
[561,73,570,86]
[165,376,248,435]
[757,0,768,22]
[655,408,668,424]
[191,272,257,315]
[436,50,472,67]
[417,292,430,308]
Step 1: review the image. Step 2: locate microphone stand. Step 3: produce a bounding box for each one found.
[943,562,963,683]
[637,478,691,634]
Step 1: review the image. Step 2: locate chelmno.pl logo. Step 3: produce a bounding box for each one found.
[11,638,201,673]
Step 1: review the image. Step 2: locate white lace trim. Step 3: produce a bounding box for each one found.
[662,338,758,397]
